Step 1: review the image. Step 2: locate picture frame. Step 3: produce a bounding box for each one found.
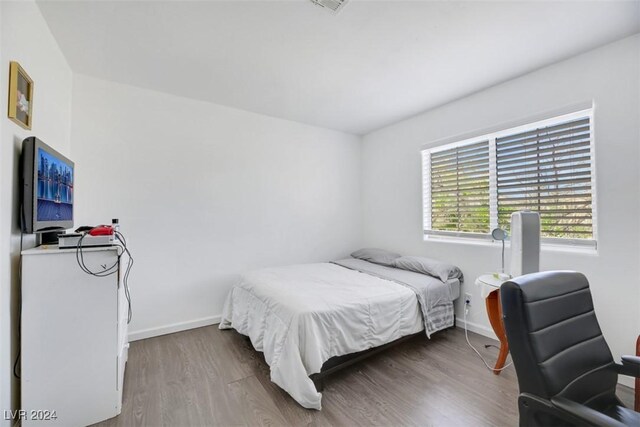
[8,61,34,130]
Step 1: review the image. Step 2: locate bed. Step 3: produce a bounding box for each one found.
[219,255,461,409]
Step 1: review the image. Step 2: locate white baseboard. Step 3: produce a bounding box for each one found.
[128,315,222,342]
[130,315,495,342]
[455,317,498,341]
[619,376,634,388]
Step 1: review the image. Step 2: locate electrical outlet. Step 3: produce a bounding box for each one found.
[464,292,472,306]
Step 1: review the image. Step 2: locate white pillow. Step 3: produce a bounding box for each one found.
[350,248,401,267]
[393,255,463,283]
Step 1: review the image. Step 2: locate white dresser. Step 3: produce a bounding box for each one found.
[21,245,129,427]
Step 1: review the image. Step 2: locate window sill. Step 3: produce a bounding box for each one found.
[423,234,498,247]
[423,234,598,255]
[540,243,598,256]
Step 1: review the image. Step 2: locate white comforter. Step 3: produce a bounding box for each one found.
[219,262,423,409]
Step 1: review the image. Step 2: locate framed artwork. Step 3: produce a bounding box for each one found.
[8,61,34,130]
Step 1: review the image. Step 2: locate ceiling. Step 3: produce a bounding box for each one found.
[37,1,640,135]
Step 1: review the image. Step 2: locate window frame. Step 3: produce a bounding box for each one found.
[422,108,597,249]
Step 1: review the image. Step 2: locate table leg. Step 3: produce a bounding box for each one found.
[485,290,509,375]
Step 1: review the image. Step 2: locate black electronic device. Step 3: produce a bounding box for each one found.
[21,137,74,242]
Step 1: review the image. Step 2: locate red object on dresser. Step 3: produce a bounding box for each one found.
[88,225,114,236]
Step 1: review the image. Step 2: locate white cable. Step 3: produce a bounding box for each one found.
[463,305,513,372]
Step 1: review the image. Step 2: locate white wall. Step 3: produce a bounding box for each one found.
[0,1,73,423]
[70,74,362,340]
[1,7,635,419]
[361,35,640,386]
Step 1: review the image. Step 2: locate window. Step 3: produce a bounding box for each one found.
[425,140,491,234]
[422,109,596,247]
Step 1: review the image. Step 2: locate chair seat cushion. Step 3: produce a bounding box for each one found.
[601,404,640,426]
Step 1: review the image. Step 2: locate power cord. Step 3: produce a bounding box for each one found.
[115,231,134,324]
[13,204,26,379]
[75,228,133,324]
[463,302,512,372]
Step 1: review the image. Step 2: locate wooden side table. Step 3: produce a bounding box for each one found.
[476,274,510,375]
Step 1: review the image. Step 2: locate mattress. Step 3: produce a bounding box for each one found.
[219,260,459,409]
[449,277,461,301]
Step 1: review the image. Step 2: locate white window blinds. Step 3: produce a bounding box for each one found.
[496,117,593,239]
[422,109,595,246]
[427,140,490,234]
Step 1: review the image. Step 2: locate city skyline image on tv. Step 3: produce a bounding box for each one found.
[37,147,73,222]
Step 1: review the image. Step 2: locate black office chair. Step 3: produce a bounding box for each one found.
[501,271,640,427]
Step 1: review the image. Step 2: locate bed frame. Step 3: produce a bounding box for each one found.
[310,314,457,391]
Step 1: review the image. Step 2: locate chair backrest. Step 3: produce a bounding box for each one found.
[501,271,619,406]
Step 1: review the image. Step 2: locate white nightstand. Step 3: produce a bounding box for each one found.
[475,273,510,298]
[475,273,511,374]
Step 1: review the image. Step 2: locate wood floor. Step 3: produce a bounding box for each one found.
[94,325,635,427]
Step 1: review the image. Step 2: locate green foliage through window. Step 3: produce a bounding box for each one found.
[429,140,490,233]
[424,112,594,242]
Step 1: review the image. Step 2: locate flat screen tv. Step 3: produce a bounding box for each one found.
[22,137,74,233]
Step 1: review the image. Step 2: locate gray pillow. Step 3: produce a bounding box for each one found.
[392,255,463,283]
[350,248,401,267]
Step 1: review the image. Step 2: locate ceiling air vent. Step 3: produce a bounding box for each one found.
[310,0,349,14]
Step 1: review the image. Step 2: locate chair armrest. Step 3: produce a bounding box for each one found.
[550,397,626,427]
[617,355,640,378]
